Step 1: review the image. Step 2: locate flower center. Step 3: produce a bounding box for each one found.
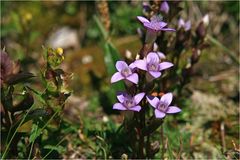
[123,97,136,108]
[157,101,168,112]
[147,62,159,71]
[121,67,132,77]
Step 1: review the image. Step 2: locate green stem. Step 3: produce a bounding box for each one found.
[39,109,60,133]
[161,125,165,159]
[27,138,35,160]
[138,101,146,158]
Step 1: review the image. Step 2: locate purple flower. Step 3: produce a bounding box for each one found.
[147,93,181,118]
[160,1,169,14]
[178,18,191,31]
[137,15,175,33]
[137,16,175,43]
[111,61,138,84]
[134,52,173,80]
[113,92,145,112]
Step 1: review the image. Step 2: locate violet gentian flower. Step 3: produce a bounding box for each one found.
[147,93,181,118]
[160,1,169,14]
[137,15,175,43]
[178,18,191,31]
[113,92,145,112]
[111,61,138,84]
[134,52,173,81]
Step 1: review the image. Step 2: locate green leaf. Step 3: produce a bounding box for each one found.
[207,35,239,65]
[26,86,46,105]
[94,15,125,103]
[29,123,41,143]
[9,93,34,112]
[7,72,35,85]
[42,46,48,61]
[12,108,49,131]
[44,145,65,153]
[93,15,108,40]
[10,12,22,34]
[103,43,125,104]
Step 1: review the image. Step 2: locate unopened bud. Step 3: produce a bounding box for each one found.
[196,22,206,39]
[160,1,169,14]
[202,14,209,27]
[56,47,63,55]
[125,50,132,59]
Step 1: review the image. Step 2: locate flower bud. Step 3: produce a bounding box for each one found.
[196,15,209,40]
[196,21,206,39]
[160,1,169,14]
[202,14,209,27]
[191,48,201,64]
[56,47,63,56]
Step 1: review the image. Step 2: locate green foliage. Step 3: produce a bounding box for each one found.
[29,123,41,143]
[109,3,141,35]
[1,47,71,159]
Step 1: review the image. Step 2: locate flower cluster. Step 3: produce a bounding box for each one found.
[110,16,181,119]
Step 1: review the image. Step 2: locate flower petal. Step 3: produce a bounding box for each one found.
[184,20,191,31]
[130,105,141,112]
[111,72,124,83]
[160,28,176,32]
[116,92,126,103]
[149,71,161,78]
[126,73,138,84]
[116,61,128,72]
[144,22,164,31]
[134,92,145,104]
[147,52,159,64]
[159,62,173,71]
[113,103,127,111]
[129,62,136,70]
[134,60,147,70]
[166,106,181,114]
[155,109,166,118]
[178,18,185,28]
[147,96,159,108]
[157,52,166,59]
[137,16,150,23]
[160,93,172,106]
